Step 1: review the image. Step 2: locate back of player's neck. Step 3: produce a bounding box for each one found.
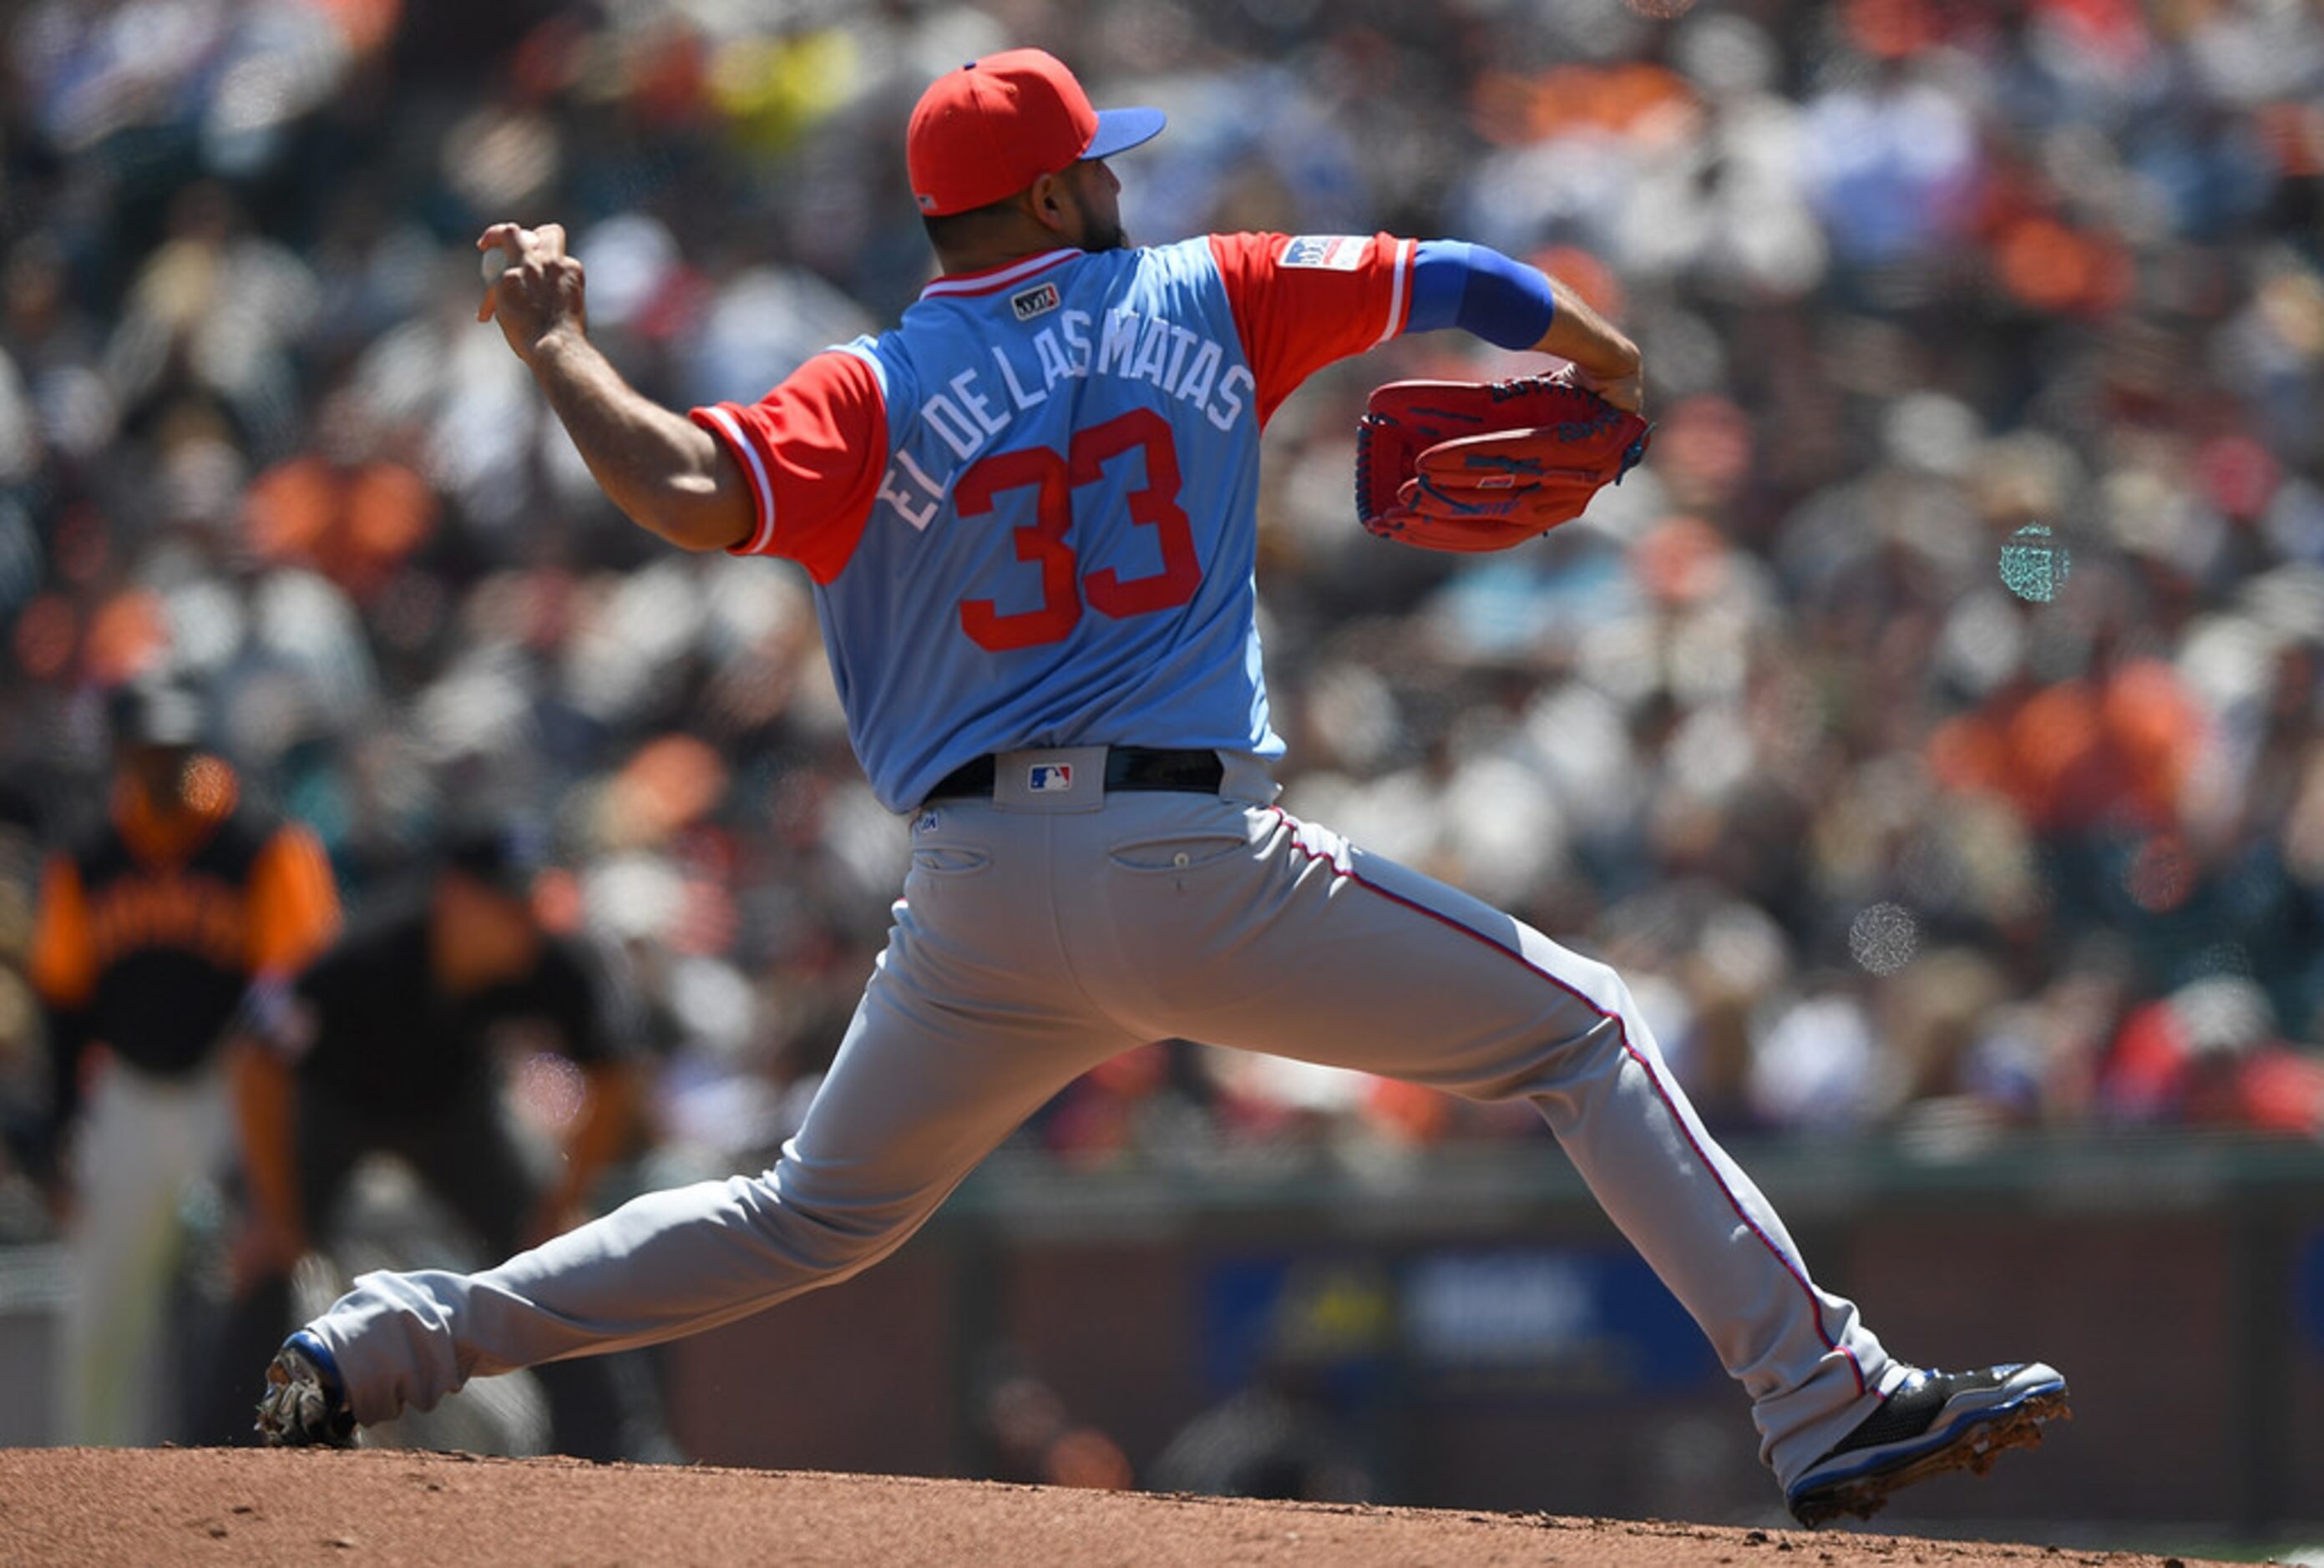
[935,239,1072,279]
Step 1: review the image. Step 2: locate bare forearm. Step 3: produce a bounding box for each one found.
[528,332,750,552]
[1533,278,1640,382]
[479,220,751,551]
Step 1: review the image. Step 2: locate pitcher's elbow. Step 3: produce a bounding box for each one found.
[632,483,752,553]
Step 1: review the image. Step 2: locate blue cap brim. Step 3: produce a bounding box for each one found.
[1086,106,1166,161]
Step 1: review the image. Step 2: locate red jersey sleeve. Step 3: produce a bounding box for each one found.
[689,349,889,584]
[1208,232,1418,427]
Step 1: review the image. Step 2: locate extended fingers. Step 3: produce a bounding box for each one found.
[1552,362,1643,412]
[475,221,568,263]
[476,224,520,322]
[477,220,527,257]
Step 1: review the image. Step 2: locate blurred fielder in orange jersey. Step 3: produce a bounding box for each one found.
[28,676,339,1444]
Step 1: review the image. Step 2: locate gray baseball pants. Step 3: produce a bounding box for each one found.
[306,749,1898,1487]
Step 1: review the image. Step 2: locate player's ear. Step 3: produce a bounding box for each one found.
[1026,172,1073,237]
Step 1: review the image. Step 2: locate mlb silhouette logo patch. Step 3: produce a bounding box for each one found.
[1279,235,1365,271]
[1011,281,1061,321]
[1026,763,1074,792]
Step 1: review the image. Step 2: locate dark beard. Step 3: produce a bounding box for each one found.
[1071,194,1128,253]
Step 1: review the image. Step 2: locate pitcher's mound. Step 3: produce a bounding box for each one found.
[0,1447,2215,1566]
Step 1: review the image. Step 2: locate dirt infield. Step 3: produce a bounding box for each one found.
[0,1449,2232,1567]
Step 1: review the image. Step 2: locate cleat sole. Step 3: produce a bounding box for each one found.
[1790,1387,2070,1528]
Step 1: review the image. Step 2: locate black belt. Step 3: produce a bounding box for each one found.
[925,746,1224,803]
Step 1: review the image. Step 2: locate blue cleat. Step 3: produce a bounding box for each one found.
[1786,1362,2070,1527]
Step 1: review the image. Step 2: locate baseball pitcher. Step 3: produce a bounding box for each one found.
[257,49,2067,1525]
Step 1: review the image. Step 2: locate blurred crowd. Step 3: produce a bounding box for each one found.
[4,0,2324,1250]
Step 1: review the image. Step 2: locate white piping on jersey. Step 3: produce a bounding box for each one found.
[833,340,890,402]
[1376,237,1414,346]
[701,404,778,555]
[919,248,1079,299]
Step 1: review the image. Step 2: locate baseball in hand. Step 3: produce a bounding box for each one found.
[481,244,514,285]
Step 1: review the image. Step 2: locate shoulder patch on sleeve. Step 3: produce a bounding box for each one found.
[1279,235,1370,271]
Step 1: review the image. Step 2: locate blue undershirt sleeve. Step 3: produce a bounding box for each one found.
[1406,240,1558,350]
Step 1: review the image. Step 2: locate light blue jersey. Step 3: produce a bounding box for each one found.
[694,231,1420,810]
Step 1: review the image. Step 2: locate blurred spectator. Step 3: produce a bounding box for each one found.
[2101,974,2324,1135]
[26,676,339,1444]
[196,819,655,1455]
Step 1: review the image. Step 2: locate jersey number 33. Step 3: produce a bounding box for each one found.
[957,408,1199,651]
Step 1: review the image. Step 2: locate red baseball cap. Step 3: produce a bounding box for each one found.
[907,49,1166,218]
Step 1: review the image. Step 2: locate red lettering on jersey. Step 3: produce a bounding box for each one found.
[955,412,1202,652]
